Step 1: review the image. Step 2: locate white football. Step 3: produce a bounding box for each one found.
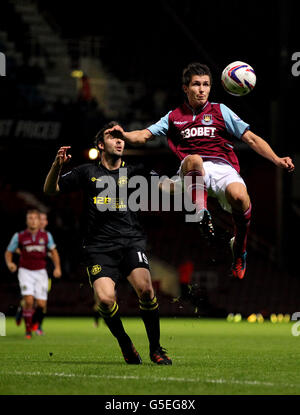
[221,61,256,96]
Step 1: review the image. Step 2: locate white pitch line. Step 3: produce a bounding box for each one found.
[1,371,300,389]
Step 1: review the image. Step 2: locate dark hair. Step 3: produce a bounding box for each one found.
[26,208,40,216]
[182,63,213,86]
[94,121,121,147]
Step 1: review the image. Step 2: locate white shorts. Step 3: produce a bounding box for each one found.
[18,267,48,300]
[178,158,246,213]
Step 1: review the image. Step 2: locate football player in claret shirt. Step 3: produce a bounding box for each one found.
[43,121,172,365]
[5,209,62,338]
[106,62,295,280]
[14,211,62,331]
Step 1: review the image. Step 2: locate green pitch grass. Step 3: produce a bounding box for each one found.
[1,317,300,395]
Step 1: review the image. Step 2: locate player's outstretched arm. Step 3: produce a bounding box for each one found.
[44,146,72,195]
[242,130,295,172]
[106,125,153,146]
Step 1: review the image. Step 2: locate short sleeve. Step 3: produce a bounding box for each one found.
[220,104,250,139]
[7,233,19,252]
[47,232,56,250]
[59,166,84,193]
[147,111,171,136]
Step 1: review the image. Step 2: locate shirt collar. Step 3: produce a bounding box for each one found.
[184,100,209,115]
[98,159,126,171]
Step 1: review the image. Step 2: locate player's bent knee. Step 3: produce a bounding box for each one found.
[138,284,154,301]
[226,184,250,210]
[97,296,115,308]
[234,194,250,210]
[183,154,204,172]
[231,192,248,205]
[185,154,203,163]
[93,277,116,306]
[132,276,154,299]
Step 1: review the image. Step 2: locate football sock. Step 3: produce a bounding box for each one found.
[185,170,208,213]
[232,202,252,256]
[32,306,45,328]
[22,308,34,333]
[98,302,131,346]
[139,296,160,353]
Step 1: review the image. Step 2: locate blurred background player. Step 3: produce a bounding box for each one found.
[4,209,62,338]
[106,62,295,280]
[14,211,62,328]
[43,121,172,365]
[39,211,49,232]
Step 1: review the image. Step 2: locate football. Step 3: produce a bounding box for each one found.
[221,61,256,96]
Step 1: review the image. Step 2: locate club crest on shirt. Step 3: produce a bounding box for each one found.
[201,114,213,125]
[39,238,45,244]
[91,265,102,275]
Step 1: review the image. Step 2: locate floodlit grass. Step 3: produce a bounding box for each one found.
[1,317,300,395]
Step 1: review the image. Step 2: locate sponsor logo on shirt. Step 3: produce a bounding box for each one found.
[181,126,216,139]
[174,121,188,125]
[93,196,126,209]
[91,177,102,182]
[25,245,45,252]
